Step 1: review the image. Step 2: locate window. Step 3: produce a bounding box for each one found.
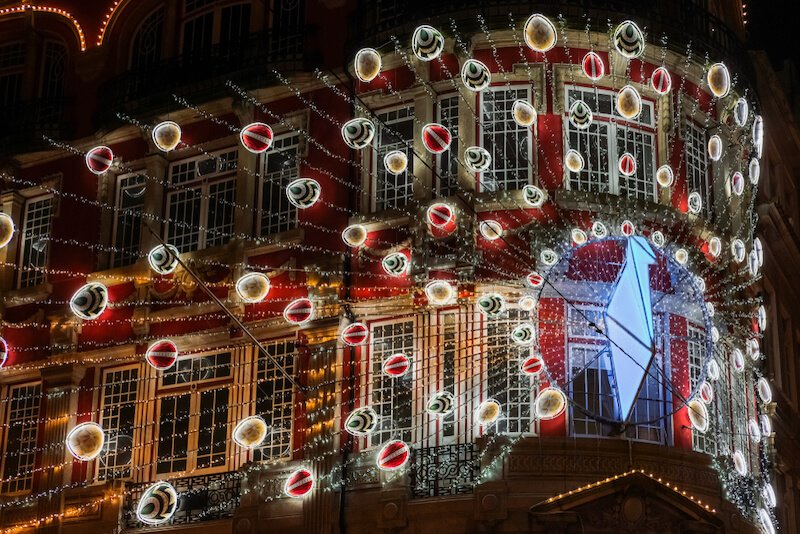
[181,1,251,54]
[40,41,66,100]
[166,148,237,253]
[99,367,139,480]
[112,174,146,268]
[437,95,459,196]
[259,133,299,236]
[370,320,414,446]
[481,87,531,191]
[2,383,41,493]
[131,7,164,69]
[373,106,414,211]
[254,340,296,461]
[684,120,710,218]
[0,41,25,107]
[18,195,54,288]
[440,313,457,439]
[570,343,615,436]
[688,324,714,454]
[564,86,656,201]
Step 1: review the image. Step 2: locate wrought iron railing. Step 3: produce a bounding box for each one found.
[122,472,240,528]
[409,443,479,499]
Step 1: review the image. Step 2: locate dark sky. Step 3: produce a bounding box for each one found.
[747,0,798,68]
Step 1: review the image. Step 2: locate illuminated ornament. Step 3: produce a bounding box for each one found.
[522,185,547,207]
[747,338,760,361]
[687,399,709,433]
[236,272,270,303]
[145,339,178,370]
[382,353,411,377]
[341,322,369,346]
[240,122,273,153]
[618,153,636,176]
[754,237,764,267]
[699,381,714,404]
[650,230,665,248]
[731,238,745,263]
[526,272,544,288]
[524,14,557,52]
[232,416,269,448]
[708,237,722,258]
[382,252,409,277]
[511,323,535,345]
[461,59,491,92]
[734,98,749,127]
[707,359,720,381]
[285,468,314,497]
[342,224,367,247]
[757,304,767,331]
[136,482,178,525]
[377,440,410,471]
[707,135,722,162]
[152,121,181,152]
[591,221,608,239]
[464,146,492,172]
[344,407,379,436]
[475,399,501,426]
[748,419,762,443]
[753,115,764,158]
[341,118,375,149]
[425,280,455,305]
[421,123,452,154]
[687,192,702,215]
[616,85,641,119]
[613,20,645,59]
[564,149,584,173]
[762,484,776,508]
[426,391,455,416]
[0,212,15,249]
[286,178,321,209]
[757,377,772,404]
[706,302,715,317]
[656,165,674,187]
[540,249,558,266]
[651,66,672,94]
[748,249,760,277]
[730,171,744,196]
[85,146,114,174]
[411,25,444,61]
[711,326,719,343]
[707,62,731,98]
[568,100,593,130]
[571,228,587,246]
[354,48,381,82]
[761,414,773,436]
[749,158,760,185]
[427,203,455,227]
[731,348,745,373]
[0,337,7,368]
[479,220,503,240]
[620,220,635,237]
[70,283,109,320]
[581,51,604,80]
[674,248,688,265]
[732,451,747,476]
[520,355,544,376]
[147,244,179,275]
[757,508,776,534]
[65,422,105,461]
[518,295,537,311]
[383,150,408,175]
[535,388,567,420]
[512,99,537,127]
[695,276,706,293]
[284,298,314,325]
[477,293,506,318]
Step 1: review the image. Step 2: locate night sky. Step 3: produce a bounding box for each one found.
[747,0,798,69]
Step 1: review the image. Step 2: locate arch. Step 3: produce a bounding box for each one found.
[0,4,86,51]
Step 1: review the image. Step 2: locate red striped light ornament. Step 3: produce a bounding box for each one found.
[421,123,452,154]
[581,51,604,80]
[145,339,179,370]
[240,122,274,153]
[284,298,314,324]
[341,322,369,346]
[285,468,314,498]
[85,146,113,174]
[377,440,410,471]
[382,353,411,377]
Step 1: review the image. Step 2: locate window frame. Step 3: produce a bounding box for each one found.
[435,93,460,197]
[683,118,712,218]
[96,364,141,481]
[252,338,297,462]
[479,85,534,192]
[110,172,146,268]
[17,193,55,289]
[0,381,41,495]
[180,0,252,54]
[257,132,300,237]
[370,103,415,212]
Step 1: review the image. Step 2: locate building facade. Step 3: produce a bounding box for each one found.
[0,1,793,533]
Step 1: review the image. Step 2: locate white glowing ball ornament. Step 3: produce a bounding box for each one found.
[66,422,105,461]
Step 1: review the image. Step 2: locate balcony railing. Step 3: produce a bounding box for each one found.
[0,98,71,154]
[409,443,479,499]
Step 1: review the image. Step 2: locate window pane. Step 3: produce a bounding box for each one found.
[113,174,146,268]
[220,4,251,44]
[2,384,40,493]
[374,107,414,211]
[437,96,459,196]
[567,122,611,194]
[255,340,296,461]
[182,12,213,54]
[167,186,202,253]
[19,196,54,288]
[684,121,710,218]
[481,88,530,191]
[162,352,232,386]
[131,8,164,69]
[487,308,533,434]
[157,394,191,474]
[370,321,414,445]
[206,178,235,247]
[99,368,139,480]
[196,388,229,469]
[260,134,299,236]
[441,314,457,438]
[616,127,656,201]
[41,41,67,100]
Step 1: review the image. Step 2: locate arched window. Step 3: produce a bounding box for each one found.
[181,1,251,55]
[0,41,25,107]
[40,40,66,99]
[131,7,164,69]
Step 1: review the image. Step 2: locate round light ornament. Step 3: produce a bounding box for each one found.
[236,272,270,303]
[581,51,604,80]
[568,100,593,130]
[757,508,776,534]
[148,244,179,275]
[687,399,709,433]
[749,158,761,185]
[512,99,537,127]
[477,293,506,318]
[687,192,702,215]
[66,422,105,461]
[285,468,314,498]
[511,323,536,345]
[535,387,567,420]
[695,275,706,293]
[753,115,764,158]
[524,14,557,52]
[699,381,714,404]
[706,302,715,318]
[749,418,762,443]
[732,450,747,476]
[540,249,558,266]
[479,220,503,240]
[731,238,746,263]
[284,298,314,325]
[145,339,178,370]
[464,146,492,172]
[427,203,455,227]
[426,391,455,416]
[651,66,672,94]
[757,304,767,332]
[571,228,588,246]
[707,359,720,382]
[341,322,369,346]
[707,62,731,98]
[711,326,720,343]
[136,481,178,525]
[377,440,410,471]
[613,20,645,59]
[341,118,375,149]
[748,249,760,278]
[747,338,760,361]
[240,122,273,153]
[522,185,547,208]
[286,178,321,209]
[382,353,411,377]
[761,414,773,437]
[354,48,381,82]
[734,98,749,128]
[757,377,772,404]
[707,135,722,162]
[232,416,269,449]
[674,248,689,265]
[70,283,109,320]
[731,348,745,373]
[344,406,379,436]
[518,295,537,311]
[85,146,114,174]
[0,212,15,249]
[591,221,608,239]
[526,271,544,288]
[382,252,409,277]
[762,483,777,508]
[650,231,665,248]
[342,224,368,247]
[461,59,491,92]
[616,85,642,119]
[708,237,722,258]
[383,150,408,175]
[421,123,452,154]
[152,121,181,152]
[620,220,636,237]
[475,399,502,426]
[754,237,764,267]
[412,25,444,61]
[520,355,545,376]
[730,171,744,196]
[564,149,584,173]
[618,153,636,176]
[425,280,455,305]
[0,337,8,368]
[656,165,674,187]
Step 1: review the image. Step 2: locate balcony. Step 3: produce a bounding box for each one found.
[409,443,479,499]
[0,98,72,156]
